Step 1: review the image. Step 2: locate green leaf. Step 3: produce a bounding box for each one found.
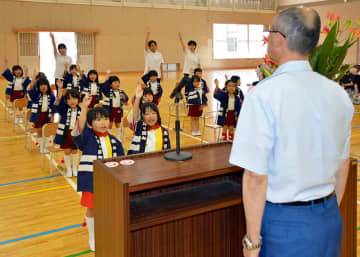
[334,64,351,82]
[260,67,273,78]
[327,44,349,80]
[343,20,352,31]
[315,20,339,75]
[309,46,321,70]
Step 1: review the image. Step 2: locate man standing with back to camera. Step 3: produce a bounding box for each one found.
[230,7,354,257]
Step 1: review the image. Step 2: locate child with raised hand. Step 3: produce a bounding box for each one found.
[178,32,200,78]
[54,79,81,177]
[2,57,31,123]
[214,78,241,141]
[141,70,163,105]
[63,64,84,92]
[102,75,129,140]
[184,75,208,136]
[80,69,105,109]
[144,27,164,81]
[72,93,125,252]
[28,77,56,152]
[128,101,171,155]
[128,82,155,131]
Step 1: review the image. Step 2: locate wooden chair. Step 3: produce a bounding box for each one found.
[13,98,28,133]
[202,102,222,142]
[24,109,33,151]
[2,94,10,121]
[41,123,63,175]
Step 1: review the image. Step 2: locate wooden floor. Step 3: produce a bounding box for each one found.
[0,69,358,257]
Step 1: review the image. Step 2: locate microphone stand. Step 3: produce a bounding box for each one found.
[164,81,192,161]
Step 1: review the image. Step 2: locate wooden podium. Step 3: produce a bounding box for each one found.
[93,142,357,257]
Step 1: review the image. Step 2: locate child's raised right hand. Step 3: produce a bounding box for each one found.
[32,68,37,80]
[214,78,219,88]
[135,82,143,99]
[145,26,151,33]
[82,93,92,108]
[50,32,55,39]
[56,79,64,89]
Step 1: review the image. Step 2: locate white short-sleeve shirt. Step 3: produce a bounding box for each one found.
[54,54,73,79]
[183,49,200,74]
[229,61,354,203]
[144,49,164,78]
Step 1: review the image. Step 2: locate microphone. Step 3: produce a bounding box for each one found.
[170,76,191,99]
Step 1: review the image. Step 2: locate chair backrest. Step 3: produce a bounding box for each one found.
[25,109,31,121]
[14,98,28,109]
[42,122,59,138]
[50,84,57,91]
[5,95,10,101]
[141,84,146,89]
[94,103,103,108]
[122,114,129,128]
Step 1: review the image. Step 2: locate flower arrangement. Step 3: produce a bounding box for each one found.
[260,13,360,82]
[309,12,360,82]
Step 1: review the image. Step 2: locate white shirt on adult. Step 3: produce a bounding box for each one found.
[229,61,354,203]
[144,49,164,79]
[183,49,200,74]
[54,54,73,79]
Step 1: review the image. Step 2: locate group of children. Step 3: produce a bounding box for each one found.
[2,34,245,251]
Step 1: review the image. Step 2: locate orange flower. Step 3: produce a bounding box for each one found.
[349,27,354,33]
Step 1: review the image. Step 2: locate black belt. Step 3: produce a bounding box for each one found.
[267,192,335,206]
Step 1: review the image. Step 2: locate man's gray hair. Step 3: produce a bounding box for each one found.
[275,7,321,55]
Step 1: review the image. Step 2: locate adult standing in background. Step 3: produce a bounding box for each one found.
[50,32,73,85]
[230,7,353,257]
[178,32,200,78]
[144,27,164,82]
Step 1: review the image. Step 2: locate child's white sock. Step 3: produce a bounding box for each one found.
[72,153,79,177]
[64,154,72,177]
[115,128,121,140]
[85,216,95,251]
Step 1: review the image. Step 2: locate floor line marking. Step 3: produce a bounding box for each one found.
[0,174,61,187]
[0,185,71,200]
[65,250,93,257]
[0,223,83,246]
[0,98,80,195]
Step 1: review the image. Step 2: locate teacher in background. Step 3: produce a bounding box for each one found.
[50,32,73,85]
[230,7,353,257]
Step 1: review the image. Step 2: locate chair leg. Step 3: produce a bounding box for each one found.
[49,152,53,176]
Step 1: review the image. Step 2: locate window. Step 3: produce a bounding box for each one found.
[213,24,268,59]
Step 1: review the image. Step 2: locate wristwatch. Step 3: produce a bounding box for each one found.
[242,235,262,250]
